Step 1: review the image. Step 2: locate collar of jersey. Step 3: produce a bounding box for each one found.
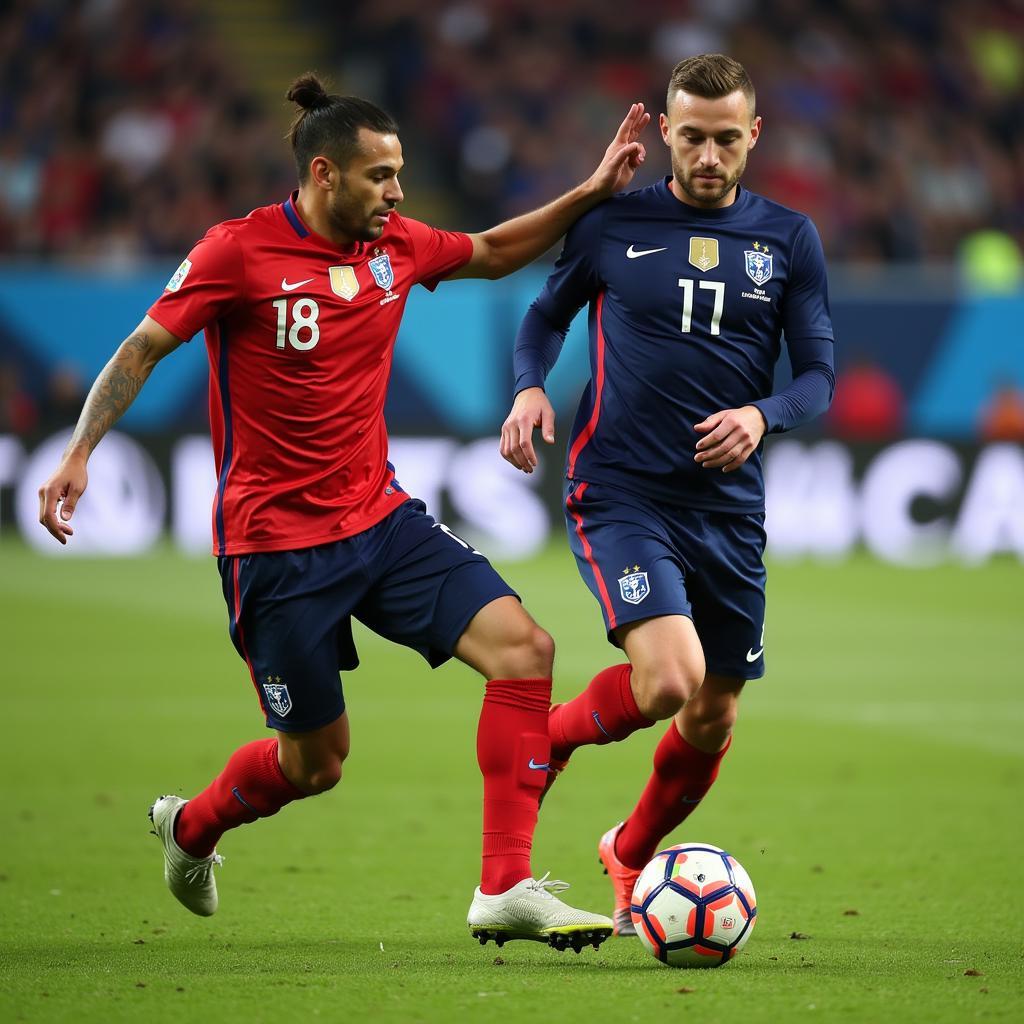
[656,176,751,221]
[281,191,366,258]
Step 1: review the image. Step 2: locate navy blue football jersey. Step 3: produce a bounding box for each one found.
[514,178,836,513]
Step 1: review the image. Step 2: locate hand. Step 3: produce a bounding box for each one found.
[587,103,650,198]
[694,406,767,473]
[500,387,556,473]
[38,455,88,544]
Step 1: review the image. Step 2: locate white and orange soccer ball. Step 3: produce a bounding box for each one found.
[630,843,757,967]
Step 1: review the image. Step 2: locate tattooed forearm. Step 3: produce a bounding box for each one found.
[64,333,155,458]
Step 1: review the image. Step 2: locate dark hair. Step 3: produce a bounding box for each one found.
[286,72,398,180]
[666,54,756,117]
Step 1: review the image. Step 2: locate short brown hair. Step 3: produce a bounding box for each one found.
[667,54,756,117]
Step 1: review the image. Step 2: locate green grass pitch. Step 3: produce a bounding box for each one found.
[1,538,1021,1022]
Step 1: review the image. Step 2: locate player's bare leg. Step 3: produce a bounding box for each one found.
[545,614,702,804]
[277,713,351,794]
[571,615,707,935]
[456,597,613,952]
[609,673,743,934]
[150,714,349,916]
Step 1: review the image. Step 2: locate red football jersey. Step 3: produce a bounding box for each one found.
[148,193,472,555]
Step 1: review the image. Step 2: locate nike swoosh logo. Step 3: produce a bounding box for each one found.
[680,795,702,804]
[746,647,764,662]
[281,277,315,291]
[626,245,668,259]
[527,758,550,771]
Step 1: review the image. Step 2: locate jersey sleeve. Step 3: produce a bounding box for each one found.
[780,217,834,341]
[147,225,245,341]
[751,335,835,433]
[513,206,605,394]
[400,215,473,291]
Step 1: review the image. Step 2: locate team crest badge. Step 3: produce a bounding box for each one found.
[619,571,650,605]
[688,237,719,272]
[164,258,191,292]
[367,253,394,291]
[744,248,773,285]
[262,682,292,717]
[329,265,359,300]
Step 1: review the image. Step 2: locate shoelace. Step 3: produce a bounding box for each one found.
[184,852,224,885]
[528,871,570,899]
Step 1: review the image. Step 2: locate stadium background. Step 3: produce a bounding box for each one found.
[1,2,1021,1021]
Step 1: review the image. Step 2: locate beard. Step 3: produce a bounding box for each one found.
[672,150,748,207]
[327,189,388,242]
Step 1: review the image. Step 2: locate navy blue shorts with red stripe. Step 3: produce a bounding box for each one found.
[218,499,517,732]
[564,479,767,680]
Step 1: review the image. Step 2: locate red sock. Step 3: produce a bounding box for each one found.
[549,663,655,762]
[175,738,307,857]
[476,677,551,895]
[615,723,731,870]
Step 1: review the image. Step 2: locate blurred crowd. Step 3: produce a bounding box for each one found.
[0,0,293,265]
[315,0,1024,263]
[2,0,1024,441]
[1,0,1023,265]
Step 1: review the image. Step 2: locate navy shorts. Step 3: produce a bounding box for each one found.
[218,499,517,732]
[564,480,767,680]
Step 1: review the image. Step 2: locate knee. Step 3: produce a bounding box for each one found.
[293,755,344,795]
[282,739,349,796]
[493,622,555,679]
[683,690,739,748]
[633,652,705,721]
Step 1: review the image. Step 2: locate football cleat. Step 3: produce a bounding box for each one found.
[467,873,613,953]
[598,822,640,937]
[149,795,223,917]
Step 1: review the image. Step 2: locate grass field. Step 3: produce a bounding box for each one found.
[1,539,1021,1023]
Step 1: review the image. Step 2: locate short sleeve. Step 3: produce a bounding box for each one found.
[781,217,834,342]
[400,215,473,291]
[147,225,245,341]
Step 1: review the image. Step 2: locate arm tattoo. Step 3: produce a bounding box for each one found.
[66,332,154,457]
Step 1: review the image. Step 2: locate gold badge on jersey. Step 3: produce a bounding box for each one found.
[688,237,719,273]
[329,265,359,301]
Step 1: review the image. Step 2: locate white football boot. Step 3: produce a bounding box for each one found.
[149,795,223,917]
[468,873,614,952]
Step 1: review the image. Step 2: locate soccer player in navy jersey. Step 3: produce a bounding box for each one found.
[501,54,836,936]
[37,73,651,952]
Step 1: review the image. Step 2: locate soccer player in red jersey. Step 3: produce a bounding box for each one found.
[37,73,649,952]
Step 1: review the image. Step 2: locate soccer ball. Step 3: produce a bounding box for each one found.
[630,843,757,967]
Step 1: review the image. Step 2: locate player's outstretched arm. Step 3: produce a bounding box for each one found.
[38,315,183,544]
[453,103,650,280]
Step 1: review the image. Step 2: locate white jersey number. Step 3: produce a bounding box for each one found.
[432,521,482,555]
[272,297,321,351]
[678,278,725,337]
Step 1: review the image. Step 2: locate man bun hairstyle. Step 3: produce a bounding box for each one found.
[287,73,332,112]
[286,72,398,181]
[667,54,756,118]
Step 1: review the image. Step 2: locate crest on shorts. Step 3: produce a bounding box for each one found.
[367,253,394,291]
[619,570,650,605]
[262,681,292,717]
[688,237,719,272]
[329,265,360,300]
[744,245,773,285]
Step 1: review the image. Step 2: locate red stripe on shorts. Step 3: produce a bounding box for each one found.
[566,481,617,630]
